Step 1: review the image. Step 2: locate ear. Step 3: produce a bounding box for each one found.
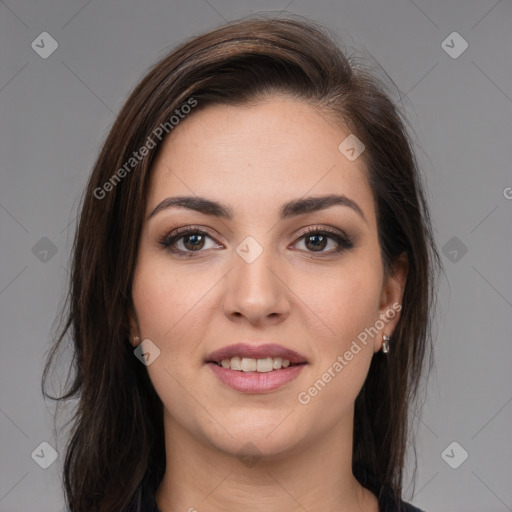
[128,302,141,348]
[374,252,408,353]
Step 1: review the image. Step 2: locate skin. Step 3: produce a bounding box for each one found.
[129,95,408,512]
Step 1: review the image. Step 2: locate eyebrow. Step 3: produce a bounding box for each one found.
[148,194,367,223]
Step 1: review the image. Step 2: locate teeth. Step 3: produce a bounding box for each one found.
[219,356,293,372]
[241,357,257,372]
[256,357,273,372]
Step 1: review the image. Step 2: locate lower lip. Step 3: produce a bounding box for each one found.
[207,362,307,393]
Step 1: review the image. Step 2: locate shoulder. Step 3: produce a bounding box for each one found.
[401,501,426,512]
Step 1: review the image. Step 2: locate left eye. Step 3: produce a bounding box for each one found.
[295,230,352,253]
[159,228,353,257]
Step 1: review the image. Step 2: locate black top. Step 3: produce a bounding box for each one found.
[138,471,425,512]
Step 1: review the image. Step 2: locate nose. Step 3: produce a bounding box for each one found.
[222,240,291,326]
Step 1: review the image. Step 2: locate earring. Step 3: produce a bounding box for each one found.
[382,334,391,354]
[132,335,140,345]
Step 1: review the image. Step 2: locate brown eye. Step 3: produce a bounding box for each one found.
[294,228,354,256]
[304,233,328,252]
[182,233,206,251]
[159,228,221,257]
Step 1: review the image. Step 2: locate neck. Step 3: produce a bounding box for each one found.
[155,407,379,512]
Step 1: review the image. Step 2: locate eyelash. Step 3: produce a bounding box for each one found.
[158,225,354,258]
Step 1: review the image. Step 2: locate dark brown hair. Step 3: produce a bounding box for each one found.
[42,14,441,512]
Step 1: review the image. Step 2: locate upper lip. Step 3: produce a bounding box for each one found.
[206,343,308,364]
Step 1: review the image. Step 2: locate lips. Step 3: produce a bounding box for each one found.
[205,343,308,365]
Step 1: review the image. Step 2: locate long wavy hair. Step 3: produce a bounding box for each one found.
[42,14,441,512]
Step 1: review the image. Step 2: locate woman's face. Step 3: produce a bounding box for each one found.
[130,95,406,457]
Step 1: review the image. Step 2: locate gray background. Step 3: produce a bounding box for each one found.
[1,1,511,511]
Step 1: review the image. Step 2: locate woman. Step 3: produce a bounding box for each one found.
[43,15,440,512]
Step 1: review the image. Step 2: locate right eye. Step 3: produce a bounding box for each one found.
[159,227,223,257]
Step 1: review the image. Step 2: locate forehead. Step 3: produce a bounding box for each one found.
[147,96,376,225]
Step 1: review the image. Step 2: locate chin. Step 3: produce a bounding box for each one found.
[203,416,305,461]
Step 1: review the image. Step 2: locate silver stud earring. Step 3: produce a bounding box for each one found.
[132,335,140,345]
[382,334,391,354]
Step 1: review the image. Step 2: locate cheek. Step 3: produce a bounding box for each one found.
[131,257,213,430]
[294,254,383,346]
[132,267,173,340]
[294,254,382,397]
[132,253,211,342]
[295,272,380,419]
